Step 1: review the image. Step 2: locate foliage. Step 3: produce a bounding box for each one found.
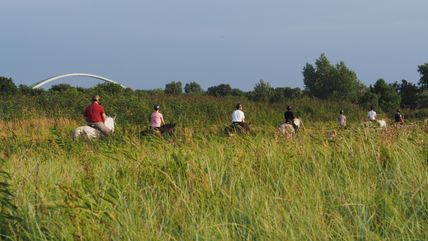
[0,76,18,95]
[372,79,401,112]
[417,63,428,89]
[93,82,125,95]
[417,90,428,108]
[18,84,44,96]
[270,87,303,103]
[358,90,379,111]
[406,108,428,119]
[0,159,19,236]
[165,81,183,94]
[207,84,233,97]
[50,83,75,92]
[231,88,246,96]
[184,82,203,95]
[393,79,420,109]
[248,80,274,102]
[303,54,365,102]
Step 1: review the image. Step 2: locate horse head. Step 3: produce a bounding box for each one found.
[104,116,115,132]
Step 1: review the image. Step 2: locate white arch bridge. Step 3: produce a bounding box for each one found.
[31,73,126,89]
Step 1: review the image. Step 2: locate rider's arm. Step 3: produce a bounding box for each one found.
[102,113,107,122]
[161,115,165,126]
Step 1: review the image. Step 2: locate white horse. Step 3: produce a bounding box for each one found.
[72,116,115,140]
[376,119,387,128]
[363,119,387,128]
[278,118,302,138]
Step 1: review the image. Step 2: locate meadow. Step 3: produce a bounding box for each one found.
[1,94,427,240]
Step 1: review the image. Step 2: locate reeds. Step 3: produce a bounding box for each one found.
[1,117,427,240]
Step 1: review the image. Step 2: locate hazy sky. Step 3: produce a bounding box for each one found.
[1,0,427,90]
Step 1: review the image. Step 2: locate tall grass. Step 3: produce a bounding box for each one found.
[1,116,427,240]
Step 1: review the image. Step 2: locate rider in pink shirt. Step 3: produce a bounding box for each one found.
[150,104,165,129]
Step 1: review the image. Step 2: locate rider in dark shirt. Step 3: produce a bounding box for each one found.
[284,105,295,123]
[284,105,297,130]
[394,109,404,124]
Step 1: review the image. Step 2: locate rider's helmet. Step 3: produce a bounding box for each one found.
[287,105,292,111]
[340,110,344,114]
[154,104,160,110]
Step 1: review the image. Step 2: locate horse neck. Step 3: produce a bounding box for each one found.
[104,117,115,130]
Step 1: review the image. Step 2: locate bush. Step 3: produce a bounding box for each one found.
[207,84,232,97]
[0,76,17,95]
[249,80,273,102]
[406,108,428,119]
[184,82,203,95]
[165,81,183,95]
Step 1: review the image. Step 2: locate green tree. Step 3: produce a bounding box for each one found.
[50,83,75,92]
[249,80,274,102]
[373,79,401,112]
[417,90,428,108]
[393,80,419,108]
[164,81,183,94]
[359,90,379,110]
[207,84,232,97]
[0,76,17,95]
[271,87,302,103]
[417,63,428,89]
[231,88,246,96]
[303,53,364,102]
[93,82,124,95]
[184,82,203,94]
[18,84,44,96]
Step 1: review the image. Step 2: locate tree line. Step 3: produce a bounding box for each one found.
[1,54,427,115]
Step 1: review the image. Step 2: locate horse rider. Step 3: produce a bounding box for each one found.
[84,95,111,136]
[284,105,298,131]
[338,110,347,127]
[394,109,404,124]
[150,104,165,130]
[231,103,247,130]
[368,106,377,121]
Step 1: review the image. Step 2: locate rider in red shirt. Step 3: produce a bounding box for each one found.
[84,95,111,136]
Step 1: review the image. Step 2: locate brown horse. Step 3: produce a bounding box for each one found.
[140,123,176,137]
[224,122,251,136]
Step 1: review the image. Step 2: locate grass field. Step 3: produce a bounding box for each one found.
[1,116,427,240]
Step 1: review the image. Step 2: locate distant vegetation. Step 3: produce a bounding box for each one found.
[1,54,428,120]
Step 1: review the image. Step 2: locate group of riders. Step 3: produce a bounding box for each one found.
[83,95,405,137]
[83,95,166,137]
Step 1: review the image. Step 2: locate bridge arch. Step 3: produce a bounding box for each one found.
[31,73,126,89]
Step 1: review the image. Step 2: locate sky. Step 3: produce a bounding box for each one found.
[0,0,427,90]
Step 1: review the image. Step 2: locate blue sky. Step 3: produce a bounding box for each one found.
[1,0,427,90]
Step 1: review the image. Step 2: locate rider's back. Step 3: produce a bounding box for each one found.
[231,109,245,123]
[368,110,377,121]
[85,102,104,123]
